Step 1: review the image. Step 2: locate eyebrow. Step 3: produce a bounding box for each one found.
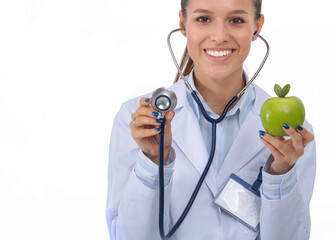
[192,9,248,15]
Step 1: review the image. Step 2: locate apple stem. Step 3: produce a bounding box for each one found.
[274,84,291,98]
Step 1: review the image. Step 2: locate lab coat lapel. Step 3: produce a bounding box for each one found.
[170,81,218,197]
[216,111,265,185]
[216,86,268,186]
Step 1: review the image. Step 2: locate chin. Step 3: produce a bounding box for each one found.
[204,66,237,81]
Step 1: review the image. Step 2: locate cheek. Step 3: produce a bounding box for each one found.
[237,33,253,53]
[186,30,203,47]
[186,31,205,58]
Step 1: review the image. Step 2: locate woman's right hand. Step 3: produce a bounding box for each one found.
[130,97,175,165]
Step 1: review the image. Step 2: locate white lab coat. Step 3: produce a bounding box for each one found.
[106,80,316,240]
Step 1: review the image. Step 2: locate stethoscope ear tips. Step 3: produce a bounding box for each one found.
[151,88,177,114]
[252,31,259,40]
[182,26,186,36]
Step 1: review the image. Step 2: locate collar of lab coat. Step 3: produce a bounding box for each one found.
[186,69,255,128]
[168,77,270,197]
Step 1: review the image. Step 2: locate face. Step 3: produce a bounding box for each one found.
[179,0,264,82]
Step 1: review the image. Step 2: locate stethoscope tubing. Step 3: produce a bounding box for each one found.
[167,28,270,99]
[159,119,166,239]
[158,28,270,239]
[158,95,239,239]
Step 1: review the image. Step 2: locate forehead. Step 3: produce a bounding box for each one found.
[186,0,255,14]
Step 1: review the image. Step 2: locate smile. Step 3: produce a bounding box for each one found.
[205,49,234,57]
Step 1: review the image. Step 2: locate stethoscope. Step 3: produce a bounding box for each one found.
[151,27,270,240]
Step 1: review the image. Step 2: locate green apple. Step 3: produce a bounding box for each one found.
[260,84,305,136]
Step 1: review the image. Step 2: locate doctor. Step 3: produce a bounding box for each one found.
[106,0,316,239]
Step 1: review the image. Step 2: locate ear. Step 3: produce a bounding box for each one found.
[252,14,265,41]
[179,10,186,37]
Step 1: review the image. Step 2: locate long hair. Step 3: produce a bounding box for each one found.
[173,46,194,83]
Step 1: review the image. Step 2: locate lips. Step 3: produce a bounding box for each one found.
[204,49,235,57]
[205,49,233,57]
[203,48,236,62]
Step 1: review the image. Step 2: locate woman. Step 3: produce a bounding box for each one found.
[106,0,316,239]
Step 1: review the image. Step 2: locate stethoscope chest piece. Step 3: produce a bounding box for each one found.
[151,87,177,114]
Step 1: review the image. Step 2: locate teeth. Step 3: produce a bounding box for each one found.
[206,50,233,57]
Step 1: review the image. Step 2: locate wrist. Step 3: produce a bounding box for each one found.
[163,146,171,165]
[270,161,294,175]
[144,147,171,166]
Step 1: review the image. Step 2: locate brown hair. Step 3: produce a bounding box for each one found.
[174,0,262,83]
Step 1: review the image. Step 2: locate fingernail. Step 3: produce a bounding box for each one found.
[155,128,161,132]
[283,123,290,129]
[152,111,159,117]
[297,125,303,131]
[155,119,164,123]
[259,130,266,136]
[145,98,150,103]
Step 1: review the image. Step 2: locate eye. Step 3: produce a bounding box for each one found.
[230,17,245,24]
[196,16,211,23]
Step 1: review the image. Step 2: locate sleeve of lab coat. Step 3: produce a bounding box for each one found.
[259,123,316,240]
[106,102,172,240]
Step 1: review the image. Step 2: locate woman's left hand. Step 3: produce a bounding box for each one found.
[259,124,315,175]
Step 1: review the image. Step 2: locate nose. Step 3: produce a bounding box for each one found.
[209,22,229,44]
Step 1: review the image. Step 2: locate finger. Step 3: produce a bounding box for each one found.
[130,121,161,139]
[164,111,175,127]
[259,132,284,160]
[282,123,303,150]
[161,111,175,134]
[274,136,285,141]
[259,130,285,154]
[139,97,152,107]
[297,125,314,147]
[131,106,160,120]
[132,115,163,128]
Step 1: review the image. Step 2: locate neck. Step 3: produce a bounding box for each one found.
[193,68,246,115]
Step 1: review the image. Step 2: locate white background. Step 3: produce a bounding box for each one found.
[0,0,335,239]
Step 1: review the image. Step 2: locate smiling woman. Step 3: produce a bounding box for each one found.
[177,0,264,113]
[106,0,316,239]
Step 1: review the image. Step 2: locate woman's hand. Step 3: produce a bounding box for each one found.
[259,124,314,175]
[130,97,175,165]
